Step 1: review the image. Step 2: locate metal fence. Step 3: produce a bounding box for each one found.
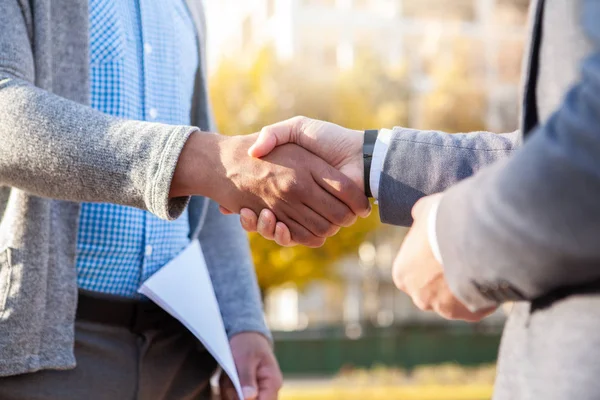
[273,322,502,376]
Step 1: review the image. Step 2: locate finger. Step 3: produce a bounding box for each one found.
[285,202,339,239]
[411,197,429,220]
[240,208,259,232]
[248,118,301,158]
[302,183,357,228]
[280,217,325,248]
[257,209,277,240]
[257,360,283,400]
[220,374,237,400]
[243,386,259,400]
[411,295,433,312]
[311,162,370,219]
[220,206,234,215]
[238,361,259,400]
[257,386,279,400]
[274,222,296,247]
[411,193,442,220]
[257,375,283,400]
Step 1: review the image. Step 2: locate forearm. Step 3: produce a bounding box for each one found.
[198,200,271,340]
[377,127,520,226]
[0,76,197,219]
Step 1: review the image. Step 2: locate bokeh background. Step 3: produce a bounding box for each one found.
[204,1,530,398]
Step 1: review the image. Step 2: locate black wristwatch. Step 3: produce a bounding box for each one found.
[363,129,378,198]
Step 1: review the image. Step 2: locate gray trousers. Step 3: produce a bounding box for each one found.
[0,320,218,400]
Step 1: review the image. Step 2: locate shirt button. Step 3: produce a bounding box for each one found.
[148,108,158,120]
[145,245,153,257]
[144,43,153,55]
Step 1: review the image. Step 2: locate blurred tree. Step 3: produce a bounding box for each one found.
[209,42,489,293]
[421,40,488,133]
[209,47,409,293]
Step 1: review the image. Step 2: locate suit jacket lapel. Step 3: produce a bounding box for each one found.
[521,0,545,135]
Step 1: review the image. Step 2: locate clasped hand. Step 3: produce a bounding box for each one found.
[172,130,370,248]
[226,117,495,323]
[219,117,367,246]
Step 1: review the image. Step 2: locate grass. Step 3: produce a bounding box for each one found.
[281,385,493,400]
[280,363,496,400]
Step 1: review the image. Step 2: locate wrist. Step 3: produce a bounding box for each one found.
[170,131,225,198]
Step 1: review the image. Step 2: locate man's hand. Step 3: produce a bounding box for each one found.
[249,116,364,190]
[228,117,366,246]
[172,132,370,247]
[220,333,282,400]
[393,194,496,321]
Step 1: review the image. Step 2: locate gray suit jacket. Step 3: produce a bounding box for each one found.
[380,0,600,398]
[0,0,268,376]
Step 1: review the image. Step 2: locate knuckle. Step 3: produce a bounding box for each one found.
[327,224,341,237]
[291,115,308,126]
[436,299,463,320]
[339,210,357,227]
[435,303,452,319]
[392,269,406,292]
[260,124,273,135]
[392,276,404,292]
[338,177,353,193]
[307,236,326,248]
[328,206,351,226]
[413,297,430,311]
[279,179,298,197]
[314,221,335,238]
[290,227,310,245]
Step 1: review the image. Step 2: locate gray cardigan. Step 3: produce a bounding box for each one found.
[0,0,268,376]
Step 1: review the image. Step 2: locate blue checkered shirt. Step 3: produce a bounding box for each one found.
[76,0,199,297]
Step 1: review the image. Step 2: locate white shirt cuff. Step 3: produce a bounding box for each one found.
[369,129,393,201]
[428,195,444,265]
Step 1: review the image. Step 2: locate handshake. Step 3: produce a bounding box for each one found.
[172,116,371,248]
[172,114,499,327]
[172,116,497,323]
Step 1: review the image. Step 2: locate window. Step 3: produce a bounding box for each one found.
[494,0,531,26]
[322,44,338,67]
[303,0,337,7]
[337,42,354,69]
[242,16,253,50]
[266,0,276,18]
[401,0,476,22]
[498,39,525,83]
[354,0,369,9]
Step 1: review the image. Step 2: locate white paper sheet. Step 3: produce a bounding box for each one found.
[138,240,243,399]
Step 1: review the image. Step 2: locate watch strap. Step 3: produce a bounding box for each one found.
[363,129,378,198]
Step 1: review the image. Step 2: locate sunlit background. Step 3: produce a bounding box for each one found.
[204,1,529,399]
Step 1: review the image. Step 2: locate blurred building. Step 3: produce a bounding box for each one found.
[205,0,530,132]
[265,225,507,334]
[205,0,529,333]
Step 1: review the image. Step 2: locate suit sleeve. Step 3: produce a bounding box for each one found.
[378,128,520,226]
[436,0,600,310]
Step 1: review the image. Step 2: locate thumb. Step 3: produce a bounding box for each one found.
[238,359,260,400]
[411,194,435,220]
[248,118,302,157]
[219,206,234,215]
